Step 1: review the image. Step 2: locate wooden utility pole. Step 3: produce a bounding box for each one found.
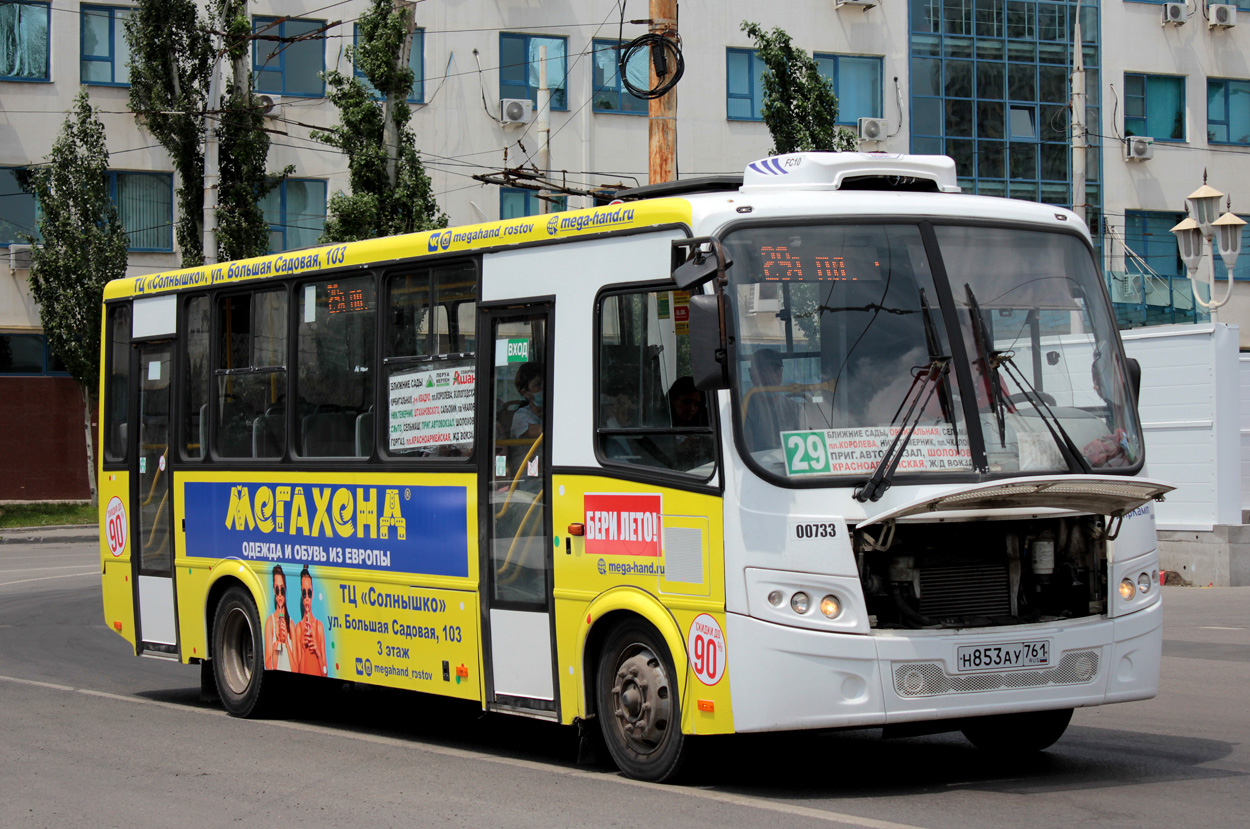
[648,0,677,185]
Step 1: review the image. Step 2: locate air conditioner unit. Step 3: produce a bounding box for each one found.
[1125,136,1155,161]
[1209,4,1237,27]
[858,117,887,142]
[835,0,877,9]
[256,94,284,119]
[8,244,36,271]
[1162,2,1186,25]
[499,98,534,126]
[748,283,781,315]
[1110,273,1144,304]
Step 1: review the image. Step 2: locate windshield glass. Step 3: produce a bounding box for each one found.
[937,224,1143,473]
[722,223,973,479]
[723,222,1142,481]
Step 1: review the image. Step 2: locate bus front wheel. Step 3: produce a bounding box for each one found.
[596,620,689,783]
[211,586,274,718]
[961,708,1073,754]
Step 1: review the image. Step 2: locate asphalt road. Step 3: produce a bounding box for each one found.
[1,535,1247,828]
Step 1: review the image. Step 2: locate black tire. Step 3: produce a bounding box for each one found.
[961,708,1073,754]
[211,586,275,718]
[596,620,689,782]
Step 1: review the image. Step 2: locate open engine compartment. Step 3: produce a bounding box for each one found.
[854,516,1108,630]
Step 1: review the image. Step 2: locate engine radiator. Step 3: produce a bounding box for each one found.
[919,562,1011,619]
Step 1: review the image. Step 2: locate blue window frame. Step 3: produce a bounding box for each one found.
[0,334,68,376]
[0,1,50,82]
[500,187,565,219]
[1125,73,1185,142]
[1124,211,1184,279]
[81,5,131,86]
[1,166,37,247]
[253,16,325,98]
[499,33,567,111]
[109,171,173,252]
[592,39,648,114]
[908,0,1101,209]
[726,48,765,120]
[260,179,326,253]
[1207,78,1250,145]
[352,24,424,103]
[814,54,883,125]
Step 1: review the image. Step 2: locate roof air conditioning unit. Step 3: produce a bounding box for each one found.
[858,117,887,142]
[257,94,284,119]
[834,0,877,9]
[8,244,36,271]
[1162,2,1186,24]
[1209,4,1237,27]
[500,98,534,126]
[1125,136,1155,161]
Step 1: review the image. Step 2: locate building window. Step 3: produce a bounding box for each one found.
[110,172,173,252]
[0,333,67,375]
[352,24,424,103]
[1207,78,1250,145]
[909,0,1100,207]
[500,187,565,219]
[1123,211,1184,279]
[592,39,647,114]
[1,167,37,246]
[81,5,131,86]
[499,33,567,111]
[814,54,883,125]
[253,16,325,98]
[260,179,326,252]
[726,48,765,120]
[1125,73,1185,142]
[0,1,49,81]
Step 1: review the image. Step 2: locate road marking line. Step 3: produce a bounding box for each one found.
[0,564,105,575]
[0,571,97,587]
[0,673,927,829]
[1198,626,1245,631]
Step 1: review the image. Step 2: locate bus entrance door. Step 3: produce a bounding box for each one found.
[482,308,557,717]
[130,296,179,656]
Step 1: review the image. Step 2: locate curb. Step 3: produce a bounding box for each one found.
[0,531,98,545]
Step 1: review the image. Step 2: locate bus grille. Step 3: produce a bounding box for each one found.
[893,652,1100,697]
[919,562,1011,619]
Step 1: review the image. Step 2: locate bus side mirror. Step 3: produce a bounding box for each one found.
[1126,357,1142,404]
[689,294,729,391]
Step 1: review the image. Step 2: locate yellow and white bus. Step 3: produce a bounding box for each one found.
[99,152,1171,782]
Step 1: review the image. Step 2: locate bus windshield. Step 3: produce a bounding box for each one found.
[723,222,1143,480]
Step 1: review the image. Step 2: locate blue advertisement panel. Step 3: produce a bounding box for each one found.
[184,481,469,577]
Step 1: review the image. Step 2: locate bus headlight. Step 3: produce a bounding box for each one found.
[819,595,842,619]
[1137,573,1152,594]
[790,592,810,614]
[1119,579,1136,601]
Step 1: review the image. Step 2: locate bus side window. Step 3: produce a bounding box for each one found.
[383,262,477,459]
[294,275,376,458]
[181,295,210,460]
[596,289,716,477]
[214,290,288,459]
[103,304,131,463]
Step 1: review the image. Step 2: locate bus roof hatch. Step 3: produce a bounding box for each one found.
[741,152,961,194]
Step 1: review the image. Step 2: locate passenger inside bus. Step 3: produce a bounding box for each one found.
[509,361,544,476]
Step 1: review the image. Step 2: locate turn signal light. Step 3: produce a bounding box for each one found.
[567,523,585,537]
[697,699,715,712]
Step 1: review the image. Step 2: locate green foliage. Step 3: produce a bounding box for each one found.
[740,21,858,155]
[20,89,129,391]
[314,0,446,242]
[126,0,287,264]
[125,0,211,266]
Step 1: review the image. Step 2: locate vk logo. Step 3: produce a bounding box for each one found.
[355,657,364,675]
[427,231,444,252]
[546,215,560,237]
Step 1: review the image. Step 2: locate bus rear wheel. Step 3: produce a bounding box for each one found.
[212,586,274,718]
[596,620,689,783]
[961,708,1073,754]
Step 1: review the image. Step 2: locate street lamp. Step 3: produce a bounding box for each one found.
[1171,173,1246,320]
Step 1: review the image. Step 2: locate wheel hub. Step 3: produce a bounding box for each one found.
[611,649,671,751]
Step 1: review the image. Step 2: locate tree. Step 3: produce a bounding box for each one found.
[126,0,285,265]
[740,21,858,155]
[20,89,131,505]
[314,0,446,242]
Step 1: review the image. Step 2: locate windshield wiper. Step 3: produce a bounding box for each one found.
[996,352,1094,474]
[966,285,1008,447]
[856,357,950,503]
